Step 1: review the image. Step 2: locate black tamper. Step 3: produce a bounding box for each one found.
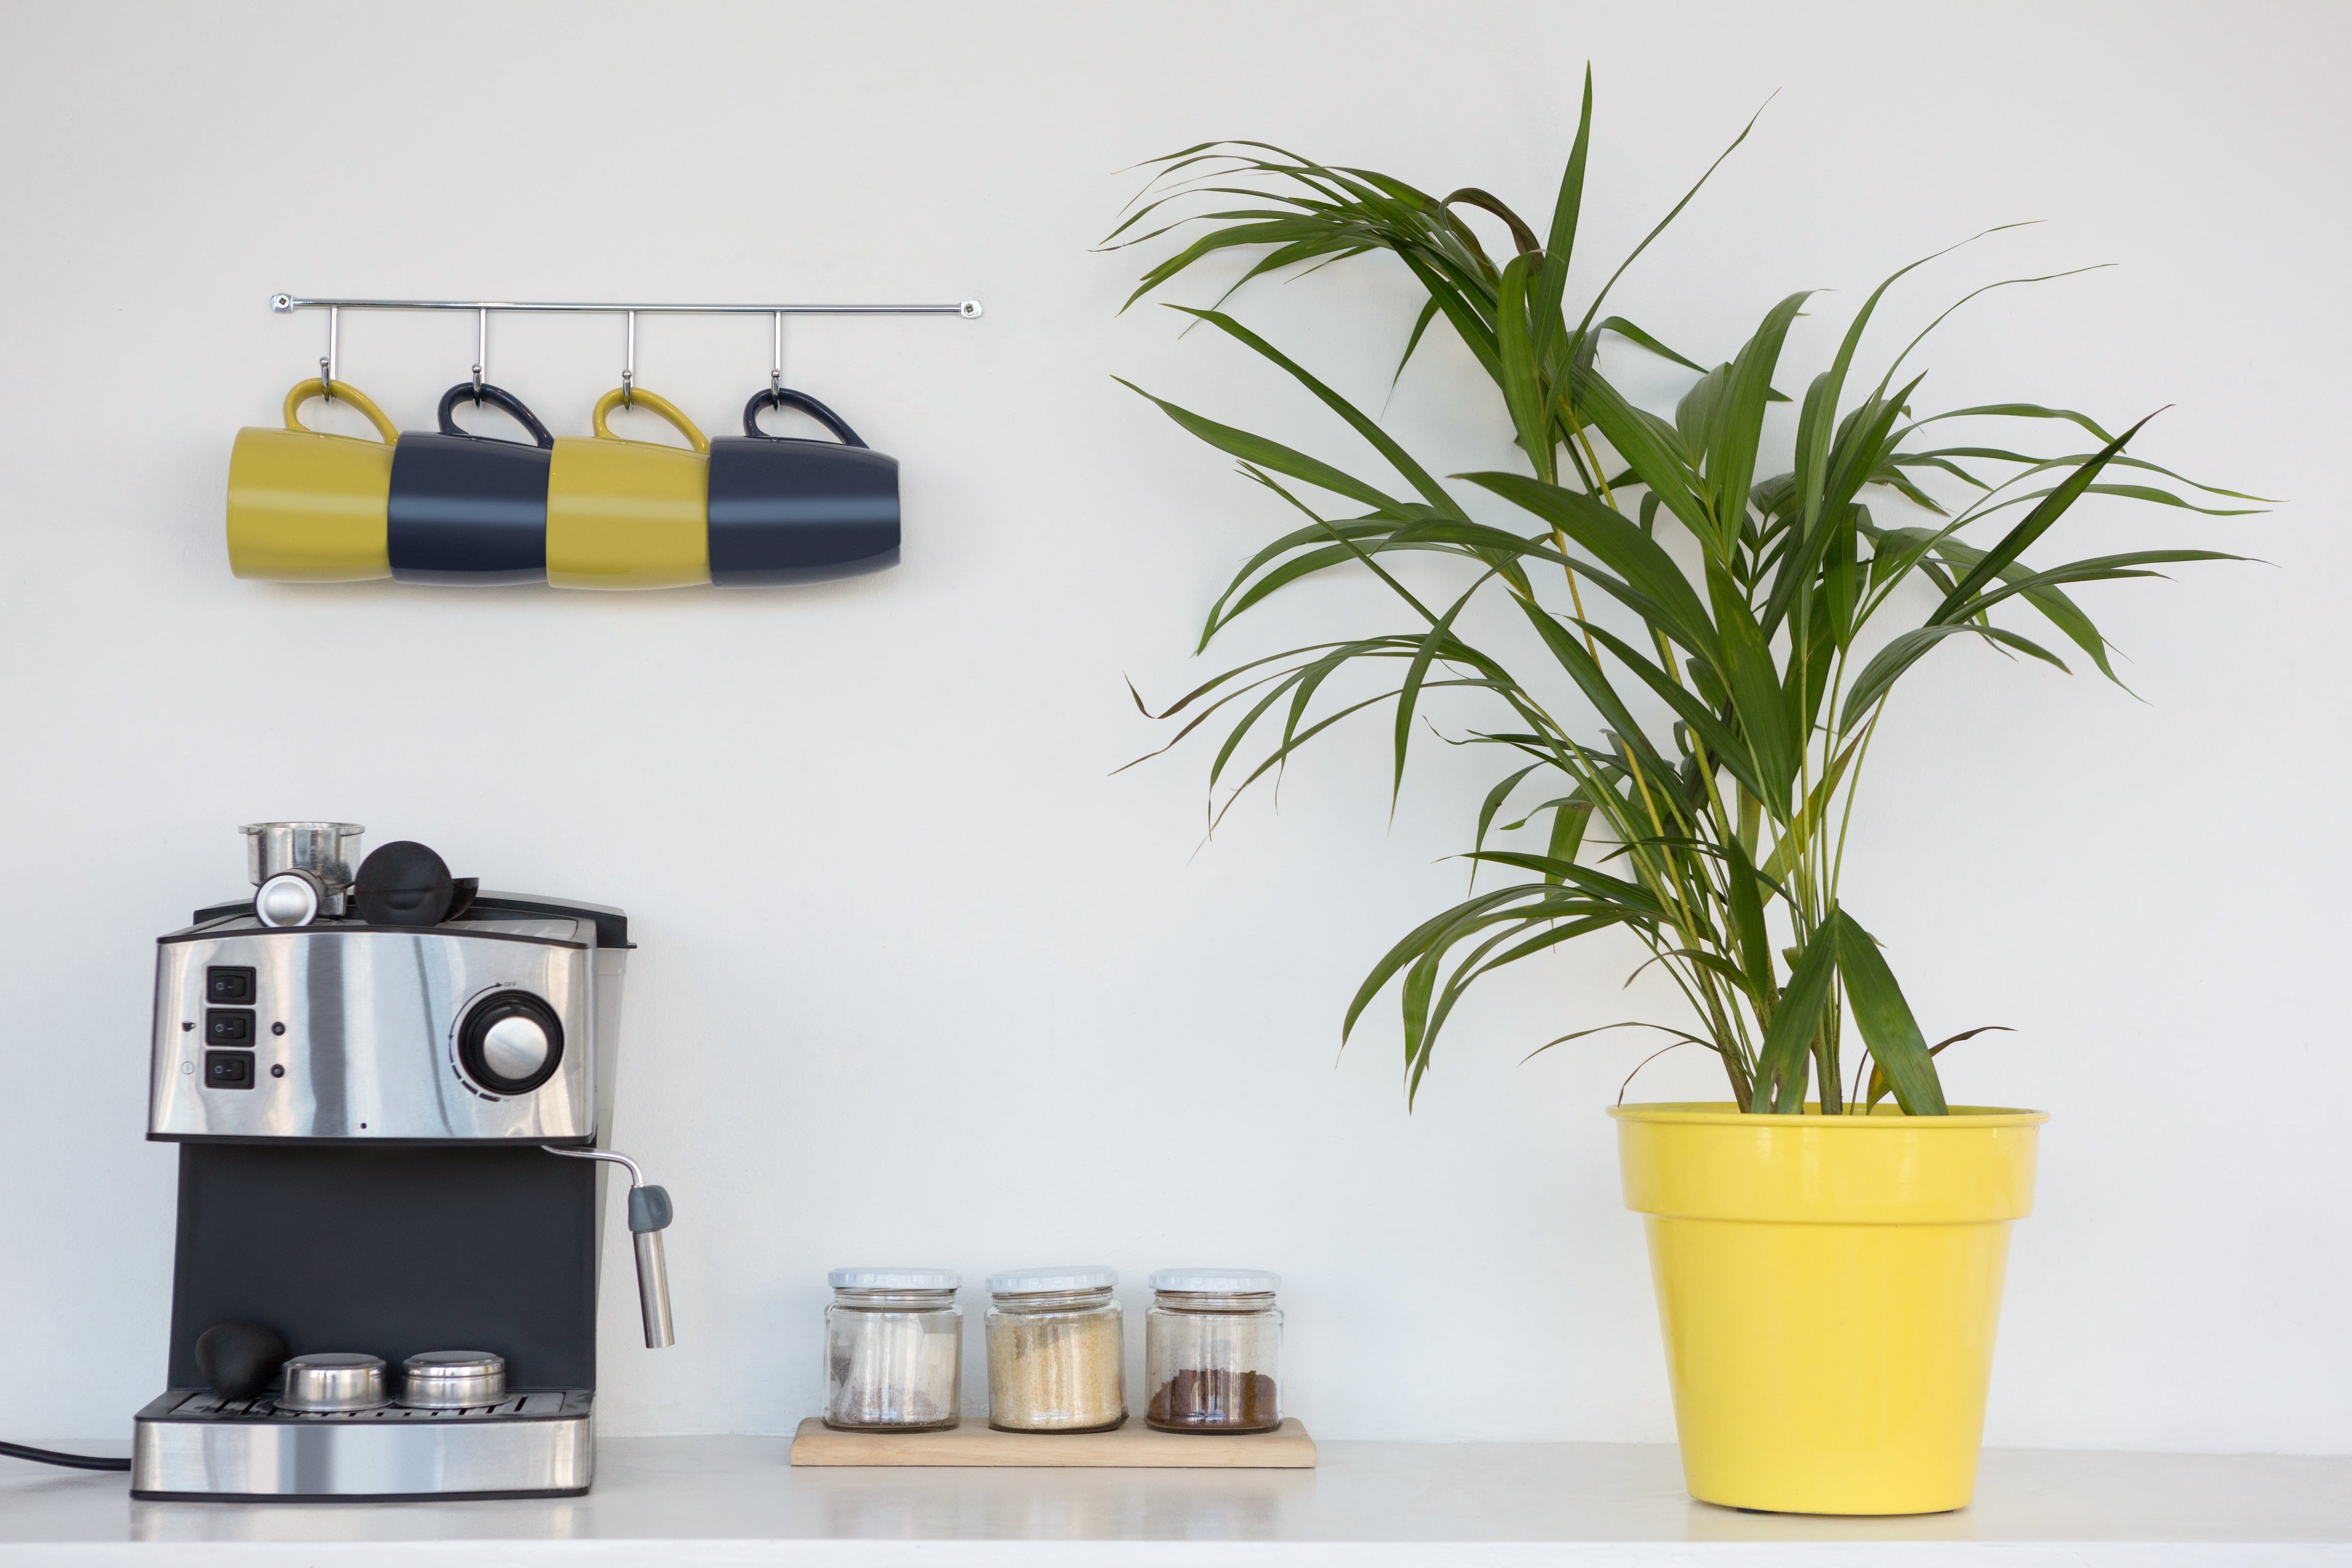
[195,1322,287,1401]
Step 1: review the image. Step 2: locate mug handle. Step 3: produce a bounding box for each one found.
[591,388,709,454]
[282,380,397,443]
[742,387,868,449]
[437,383,556,449]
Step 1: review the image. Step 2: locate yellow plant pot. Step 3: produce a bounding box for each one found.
[1610,1101,2047,1515]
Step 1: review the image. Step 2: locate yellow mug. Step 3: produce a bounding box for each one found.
[545,389,711,589]
[225,381,400,581]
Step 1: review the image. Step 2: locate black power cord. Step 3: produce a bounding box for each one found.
[0,1441,130,1472]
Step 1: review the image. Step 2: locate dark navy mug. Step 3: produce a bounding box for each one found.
[705,388,900,586]
[386,384,556,585]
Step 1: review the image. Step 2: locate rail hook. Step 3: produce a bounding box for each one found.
[621,310,636,409]
[471,307,488,402]
[318,305,339,404]
[771,310,786,403]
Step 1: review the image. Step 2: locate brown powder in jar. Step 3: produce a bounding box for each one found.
[1145,1368,1279,1431]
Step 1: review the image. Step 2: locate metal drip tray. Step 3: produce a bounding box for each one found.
[133,1388,594,1500]
[167,1390,572,1421]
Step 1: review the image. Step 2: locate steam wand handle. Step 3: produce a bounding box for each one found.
[628,1186,675,1349]
[544,1145,675,1348]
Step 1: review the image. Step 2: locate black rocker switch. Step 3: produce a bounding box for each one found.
[205,966,257,1005]
[204,1051,254,1089]
[205,1010,255,1046]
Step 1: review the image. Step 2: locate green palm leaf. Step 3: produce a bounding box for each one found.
[1113,85,2254,1116]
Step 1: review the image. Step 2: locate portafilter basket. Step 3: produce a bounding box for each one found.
[399,1350,506,1409]
[277,1352,389,1412]
[241,821,364,911]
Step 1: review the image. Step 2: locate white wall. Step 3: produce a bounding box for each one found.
[1,0,2343,1454]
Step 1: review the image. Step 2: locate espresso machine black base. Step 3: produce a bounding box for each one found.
[131,1142,603,1501]
[130,1389,594,1502]
[161,1144,600,1389]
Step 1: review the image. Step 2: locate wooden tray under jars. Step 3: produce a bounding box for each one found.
[787,1416,1316,1468]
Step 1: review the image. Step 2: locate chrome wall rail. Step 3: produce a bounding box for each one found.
[270,294,981,406]
[270,295,984,317]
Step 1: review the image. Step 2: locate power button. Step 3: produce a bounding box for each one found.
[203,1051,254,1090]
[205,966,256,1004]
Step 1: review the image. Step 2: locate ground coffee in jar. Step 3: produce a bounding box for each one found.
[1144,1269,1282,1433]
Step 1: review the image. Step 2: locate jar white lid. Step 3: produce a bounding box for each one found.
[1150,1268,1279,1293]
[828,1267,961,1290]
[986,1265,1116,1295]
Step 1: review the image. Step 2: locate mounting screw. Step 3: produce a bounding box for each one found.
[960,299,985,318]
[270,294,294,312]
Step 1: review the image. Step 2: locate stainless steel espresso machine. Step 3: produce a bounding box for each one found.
[128,822,674,1501]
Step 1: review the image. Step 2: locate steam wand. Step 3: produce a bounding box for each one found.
[543,1146,675,1348]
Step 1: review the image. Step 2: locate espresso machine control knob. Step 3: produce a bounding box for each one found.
[456,991,564,1096]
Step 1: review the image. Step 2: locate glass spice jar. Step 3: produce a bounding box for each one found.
[985,1266,1127,1433]
[824,1267,962,1431]
[1144,1269,1282,1433]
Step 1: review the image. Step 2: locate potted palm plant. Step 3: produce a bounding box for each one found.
[1107,78,2253,1513]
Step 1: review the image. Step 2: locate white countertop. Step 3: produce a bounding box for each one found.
[2,1436,2348,1565]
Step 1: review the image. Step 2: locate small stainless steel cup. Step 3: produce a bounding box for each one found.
[277,1352,388,1411]
[241,822,364,915]
[400,1350,506,1409]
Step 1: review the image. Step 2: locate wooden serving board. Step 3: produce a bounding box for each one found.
[788,1416,1316,1468]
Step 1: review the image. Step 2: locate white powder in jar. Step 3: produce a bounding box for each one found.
[826,1310,961,1428]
